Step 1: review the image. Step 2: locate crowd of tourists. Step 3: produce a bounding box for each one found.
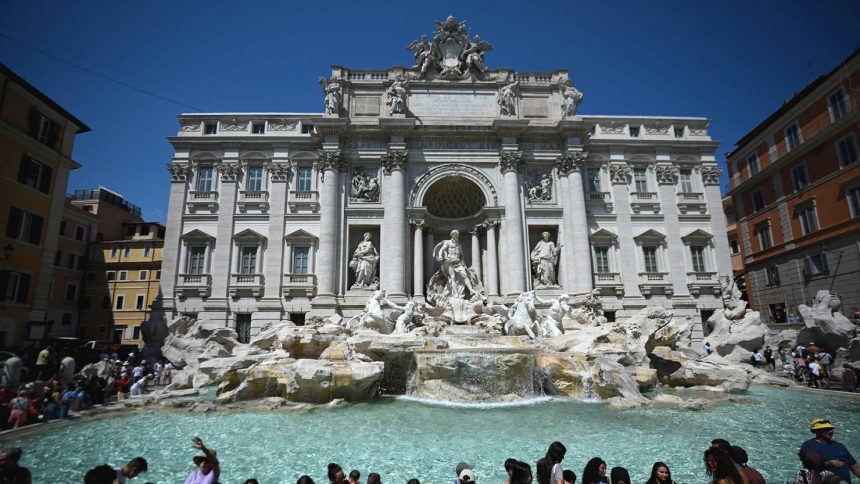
[0,350,173,431]
[0,418,856,483]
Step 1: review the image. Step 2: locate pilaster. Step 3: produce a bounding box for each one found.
[380,149,408,298]
[314,150,345,303]
[161,163,192,314]
[499,150,526,295]
[656,164,689,296]
[702,166,732,277]
[609,163,641,298]
[559,150,593,293]
[262,157,291,308]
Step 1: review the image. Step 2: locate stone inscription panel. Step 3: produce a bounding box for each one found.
[409,92,496,117]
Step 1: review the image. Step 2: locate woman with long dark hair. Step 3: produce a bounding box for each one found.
[704,448,749,484]
[328,463,345,484]
[511,460,534,484]
[582,458,608,484]
[645,462,675,484]
[537,441,567,484]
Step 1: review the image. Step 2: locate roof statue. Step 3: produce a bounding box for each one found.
[406,16,494,80]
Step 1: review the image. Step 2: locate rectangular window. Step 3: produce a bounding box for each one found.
[119,271,128,281]
[67,253,80,270]
[829,88,849,121]
[143,245,152,258]
[252,122,265,134]
[133,326,142,340]
[239,246,257,274]
[594,247,610,273]
[196,166,214,192]
[139,270,148,280]
[65,283,77,301]
[674,127,684,138]
[5,207,43,244]
[106,271,116,281]
[126,225,137,237]
[246,165,264,191]
[769,303,787,324]
[805,254,829,275]
[798,204,819,235]
[785,122,802,151]
[297,166,312,191]
[188,246,206,274]
[156,270,161,279]
[747,153,760,176]
[236,313,252,344]
[293,247,310,274]
[679,168,694,192]
[586,168,601,193]
[110,246,119,258]
[752,189,765,212]
[75,225,85,241]
[204,123,217,134]
[729,239,740,254]
[848,186,860,217]
[766,265,780,286]
[629,126,640,138]
[17,155,53,194]
[756,223,773,250]
[123,246,131,258]
[633,168,648,192]
[301,123,314,134]
[0,270,29,303]
[690,246,706,272]
[642,246,659,272]
[791,164,809,191]
[836,135,859,167]
[135,295,145,310]
[115,295,124,310]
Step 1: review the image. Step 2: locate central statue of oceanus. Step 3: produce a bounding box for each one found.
[426,229,485,305]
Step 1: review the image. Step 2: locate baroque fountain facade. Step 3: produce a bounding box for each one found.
[146,17,796,406]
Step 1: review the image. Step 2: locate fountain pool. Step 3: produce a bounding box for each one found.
[3,387,858,483]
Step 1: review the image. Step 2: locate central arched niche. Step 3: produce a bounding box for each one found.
[422,176,486,219]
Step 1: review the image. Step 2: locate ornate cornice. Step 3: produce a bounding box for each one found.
[268,119,298,132]
[216,162,242,182]
[655,165,679,185]
[265,161,292,182]
[167,163,192,183]
[700,166,723,185]
[221,119,248,131]
[380,149,408,174]
[608,163,631,184]
[498,151,524,174]
[555,152,587,176]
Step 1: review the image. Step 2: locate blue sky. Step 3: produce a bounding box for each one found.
[2,1,857,222]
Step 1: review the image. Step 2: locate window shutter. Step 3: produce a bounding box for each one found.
[16,273,30,304]
[28,214,43,244]
[28,108,40,137]
[17,156,30,184]
[0,271,8,301]
[6,208,22,239]
[46,120,59,148]
[39,164,53,194]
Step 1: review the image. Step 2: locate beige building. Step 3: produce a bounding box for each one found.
[0,62,90,345]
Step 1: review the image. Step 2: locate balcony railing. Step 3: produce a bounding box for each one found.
[638,272,669,283]
[677,192,704,201]
[594,272,621,284]
[587,192,611,202]
[229,273,265,297]
[631,192,658,201]
[283,273,317,297]
[187,191,219,213]
[189,191,218,201]
[289,191,320,213]
[686,271,718,283]
[237,190,270,213]
[676,192,707,214]
[176,273,211,298]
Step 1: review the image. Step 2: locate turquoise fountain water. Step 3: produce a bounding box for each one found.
[3,387,858,483]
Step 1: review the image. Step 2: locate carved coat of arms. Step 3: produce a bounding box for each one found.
[406,16,494,80]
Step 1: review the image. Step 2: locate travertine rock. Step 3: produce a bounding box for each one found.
[797,290,858,353]
[649,346,750,392]
[704,309,767,363]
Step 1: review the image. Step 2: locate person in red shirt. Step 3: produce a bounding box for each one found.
[117,374,131,400]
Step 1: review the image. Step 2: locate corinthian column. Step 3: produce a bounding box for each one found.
[314,150,344,298]
[559,152,594,293]
[161,163,192,316]
[499,151,526,295]
[411,218,424,298]
[470,227,482,283]
[485,219,499,296]
[381,149,408,298]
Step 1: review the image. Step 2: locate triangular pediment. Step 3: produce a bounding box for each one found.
[284,229,318,241]
[681,229,713,242]
[233,229,266,241]
[633,229,666,242]
[181,229,215,241]
[590,228,618,240]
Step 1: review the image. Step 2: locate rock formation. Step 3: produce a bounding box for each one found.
[797,290,858,354]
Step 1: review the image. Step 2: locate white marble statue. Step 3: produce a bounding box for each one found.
[505,291,539,339]
[427,229,485,305]
[461,35,492,75]
[349,233,380,290]
[531,232,561,288]
[346,289,394,334]
[388,299,425,335]
[561,81,583,117]
[406,34,437,76]
[534,294,572,337]
[527,172,552,202]
[386,76,408,115]
[319,78,342,115]
[496,80,518,116]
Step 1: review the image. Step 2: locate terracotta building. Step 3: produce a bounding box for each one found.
[0,63,90,345]
[725,48,860,325]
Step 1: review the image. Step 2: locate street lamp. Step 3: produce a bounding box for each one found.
[0,244,13,261]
